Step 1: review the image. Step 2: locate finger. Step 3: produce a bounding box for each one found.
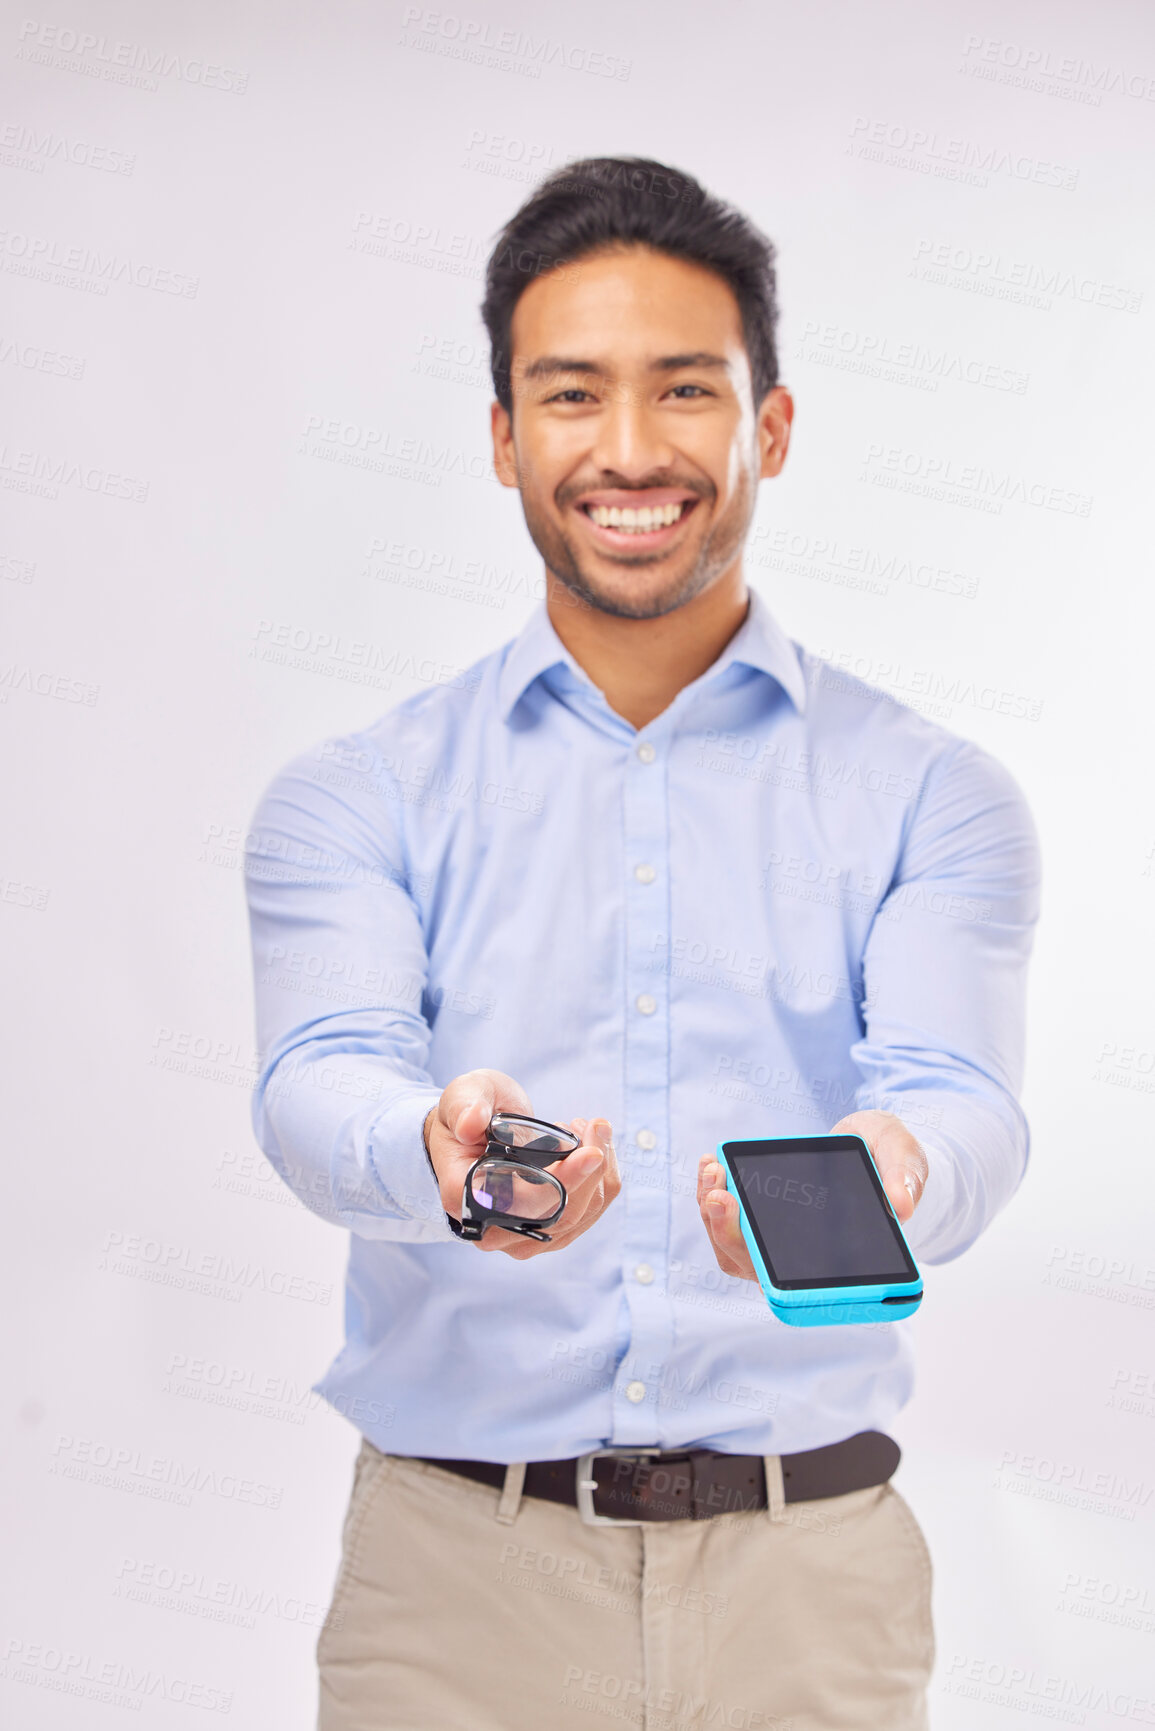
[872,1123,928,1224]
[880,1160,923,1224]
[478,1227,539,1258]
[440,1069,532,1150]
[546,1118,612,1189]
[589,1118,618,1190]
[701,1186,756,1279]
[697,1156,725,1205]
[550,1153,607,1232]
[540,1120,617,1242]
[830,1110,927,1225]
[486,1117,620,1257]
[598,1121,622,1198]
[448,1097,490,1155]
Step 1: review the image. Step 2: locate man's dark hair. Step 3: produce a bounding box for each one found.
[481,156,779,415]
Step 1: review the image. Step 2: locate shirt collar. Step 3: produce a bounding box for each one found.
[496,585,807,724]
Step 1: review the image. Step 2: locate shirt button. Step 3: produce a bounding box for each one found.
[636,742,656,764]
[625,1381,647,1403]
[634,1263,655,1285]
[634,863,656,885]
[635,994,657,1016]
[635,1129,657,1151]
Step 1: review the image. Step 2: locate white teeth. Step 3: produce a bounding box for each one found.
[587,501,687,532]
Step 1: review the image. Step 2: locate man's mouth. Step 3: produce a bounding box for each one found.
[573,489,701,549]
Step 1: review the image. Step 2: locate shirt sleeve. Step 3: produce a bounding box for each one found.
[243,743,454,1243]
[849,735,1042,1264]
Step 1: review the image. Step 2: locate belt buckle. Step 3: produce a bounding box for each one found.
[575,1446,663,1527]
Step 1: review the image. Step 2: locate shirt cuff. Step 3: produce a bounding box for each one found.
[366,1088,456,1239]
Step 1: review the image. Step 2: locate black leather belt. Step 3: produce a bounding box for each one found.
[413,1430,900,1525]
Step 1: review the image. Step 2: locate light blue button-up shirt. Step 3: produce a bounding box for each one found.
[245,587,1040,1461]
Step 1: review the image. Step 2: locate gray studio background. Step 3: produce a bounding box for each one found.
[3,0,1154,1723]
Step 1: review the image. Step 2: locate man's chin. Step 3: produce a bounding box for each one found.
[553,561,708,621]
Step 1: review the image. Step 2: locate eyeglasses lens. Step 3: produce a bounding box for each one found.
[488,1114,580,1160]
[469,1159,563,1221]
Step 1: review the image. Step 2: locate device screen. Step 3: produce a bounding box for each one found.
[722,1137,920,1290]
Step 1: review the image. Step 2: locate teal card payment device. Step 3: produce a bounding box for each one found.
[716,1135,923,1326]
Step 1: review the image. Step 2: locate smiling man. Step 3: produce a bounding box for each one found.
[245,157,1041,1730]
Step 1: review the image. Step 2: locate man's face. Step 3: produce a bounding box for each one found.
[491,245,791,620]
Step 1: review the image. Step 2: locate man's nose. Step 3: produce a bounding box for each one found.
[588,387,675,479]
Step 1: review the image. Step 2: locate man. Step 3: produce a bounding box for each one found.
[245,157,1040,1730]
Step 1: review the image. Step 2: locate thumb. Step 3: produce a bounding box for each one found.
[452,1092,493,1146]
[880,1163,921,1224]
[440,1069,533,1150]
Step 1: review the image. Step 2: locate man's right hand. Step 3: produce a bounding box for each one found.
[423,1068,619,1260]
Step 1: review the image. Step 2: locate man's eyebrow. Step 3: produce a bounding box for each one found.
[519,350,731,382]
[520,356,602,380]
[650,351,729,372]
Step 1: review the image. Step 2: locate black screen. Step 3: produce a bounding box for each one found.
[723,1139,919,1289]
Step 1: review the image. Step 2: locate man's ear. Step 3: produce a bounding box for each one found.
[757,385,794,480]
[491,401,519,489]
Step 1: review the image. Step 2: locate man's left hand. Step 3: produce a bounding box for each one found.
[697,1110,929,1281]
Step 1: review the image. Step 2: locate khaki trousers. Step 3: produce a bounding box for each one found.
[317,1441,934,1731]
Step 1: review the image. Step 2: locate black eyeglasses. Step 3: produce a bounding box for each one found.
[448,1112,581,1243]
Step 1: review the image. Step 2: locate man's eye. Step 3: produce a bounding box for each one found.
[668,384,709,399]
[547,388,594,403]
